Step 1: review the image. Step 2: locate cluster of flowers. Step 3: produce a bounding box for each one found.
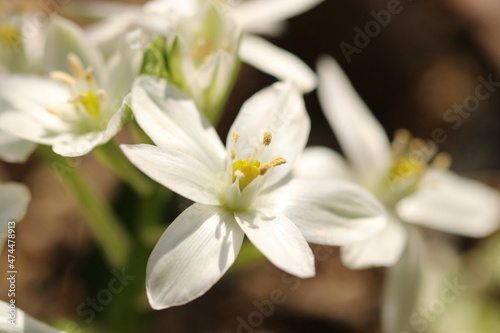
[0,0,499,332]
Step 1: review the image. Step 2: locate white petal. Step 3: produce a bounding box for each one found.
[293,146,352,180]
[190,50,238,115]
[51,130,106,157]
[0,182,30,253]
[0,301,66,333]
[239,34,317,93]
[227,82,310,187]
[317,55,392,189]
[234,209,315,278]
[0,131,37,163]
[258,178,386,246]
[44,16,104,80]
[102,30,144,104]
[232,0,324,33]
[0,182,30,225]
[146,204,244,309]
[382,226,424,333]
[130,76,226,174]
[340,214,407,269]
[0,75,72,145]
[121,144,223,205]
[397,168,500,237]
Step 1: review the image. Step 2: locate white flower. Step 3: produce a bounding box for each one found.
[0,4,45,163]
[121,76,386,309]
[83,0,319,92]
[0,3,45,74]
[144,4,242,119]
[0,182,30,254]
[0,16,142,157]
[300,55,500,269]
[0,300,65,333]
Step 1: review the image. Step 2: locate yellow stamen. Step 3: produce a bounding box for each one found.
[84,68,95,84]
[232,132,240,143]
[391,128,411,155]
[50,71,76,86]
[270,157,286,166]
[432,152,452,169]
[67,53,84,78]
[68,92,85,103]
[259,157,286,175]
[263,132,272,146]
[230,148,236,160]
[45,106,62,117]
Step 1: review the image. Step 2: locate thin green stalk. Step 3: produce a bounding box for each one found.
[93,140,153,196]
[41,149,131,268]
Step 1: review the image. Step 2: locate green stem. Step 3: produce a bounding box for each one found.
[93,140,153,196]
[43,149,130,268]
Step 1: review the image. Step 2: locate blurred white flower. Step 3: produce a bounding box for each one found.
[0,300,65,333]
[299,55,500,269]
[141,5,241,120]
[0,16,142,157]
[82,0,320,92]
[0,3,46,163]
[0,182,30,253]
[121,76,385,309]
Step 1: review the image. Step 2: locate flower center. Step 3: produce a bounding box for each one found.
[382,129,451,196]
[46,53,105,120]
[230,132,286,190]
[0,23,19,47]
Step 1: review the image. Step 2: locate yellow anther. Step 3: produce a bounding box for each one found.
[258,163,271,175]
[68,93,85,103]
[84,68,95,84]
[263,132,272,146]
[232,132,240,143]
[230,148,236,160]
[50,71,76,86]
[409,138,426,152]
[259,158,286,175]
[45,106,62,117]
[270,157,286,166]
[432,152,452,169]
[67,53,84,78]
[391,128,411,155]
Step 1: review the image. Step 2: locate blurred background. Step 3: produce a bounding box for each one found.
[1,0,500,332]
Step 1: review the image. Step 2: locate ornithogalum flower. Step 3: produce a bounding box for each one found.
[84,0,319,93]
[140,4,241,120]
[0,182,30,253]
[0,4,44,163]
[0,301,65,333]
[121,76,386,309]
[0,16,142,157]
[298,55,500,269]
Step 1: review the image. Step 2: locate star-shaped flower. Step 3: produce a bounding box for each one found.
[296,55,500,269]
[0,16,142,157]
[121,76,386,309]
